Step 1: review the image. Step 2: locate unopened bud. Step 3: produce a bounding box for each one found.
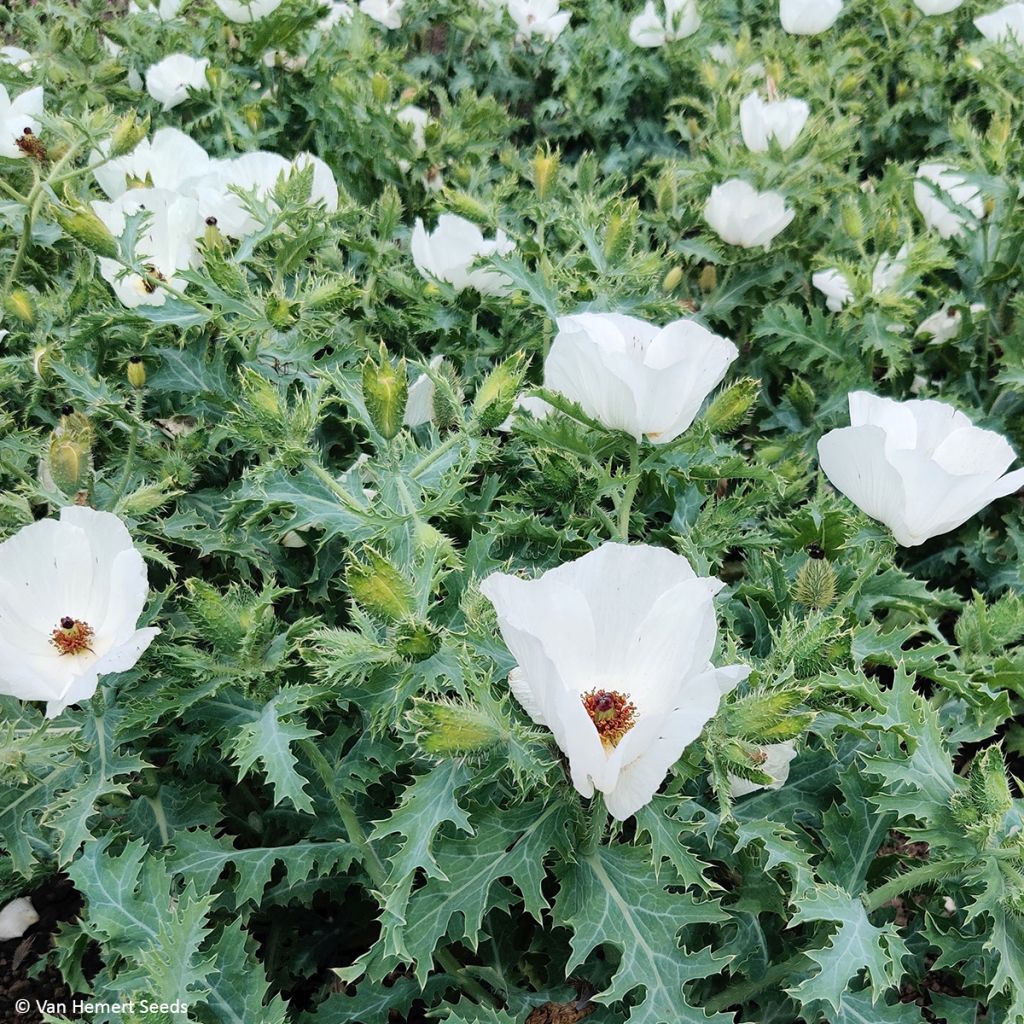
[127,356,146,389]
[661,266,683,292]
[532,147,559,200]
[347,549,414,621]
[445,191,490,224]
[603,209,633,264]
[840,203,864,240]
[786,377,815,423]
[265,294,297,328]
[698,264,717,293]
[303,276,353,309]
[472,353,527,432]
[55,202,118,259]
[109,112,150,158]
[411,698,503,756]
[361,344,408,441]
[395,619,441,661]
[5,289,34,324]
[704,377,759,434]
[793,557,838,610]
[371,72,390,103]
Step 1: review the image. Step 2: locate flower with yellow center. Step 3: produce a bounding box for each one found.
[480,543,749,820]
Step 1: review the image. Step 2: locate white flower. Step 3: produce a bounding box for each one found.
[92,187,203,308]
[729,741,798,798]
[914,0,963,13]
[129,0,187,18]
[628,0,700,48]
[404,355,445,427]
[497,394,553,432]
[779,0,843,33]
[914,163,984,239]
[145,54,211,111]
[704,179,794,249]
[320,0,355,26]
[0,84,43,160]
[410,214,514,295]
[397,105,429,153]
[915,303,986,344]
[812,269,854,312]
[480,542,749,820]
[506,0,571,41]
[360,0,404,28]
[0,507,160,718]
[974,3,1024,42]
[739,91,809,152]
[871,243,909,294]
[818,391,1024,547]
[214,0,282,20]
[0,898,38,941]
[93,126,213,199]
[544,312,738,445]
[0,46,36,73]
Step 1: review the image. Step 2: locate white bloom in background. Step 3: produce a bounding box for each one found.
[262,49,308,71]
[628,0,700,48]
[974,2,1024,42]
[397,105,429,153]
[320,0,355,27]
[779,0,843,34]
[818,392,1024,547]
[128,0,187,17]
[0,47,36,73]
[0,85,43,160]
[914,163,984,239]
[506,0,571,41]
[704,179,794,249]
[871,243,909,293]
[812,269,854,312]
[404,355,444,427]
[0,898,38,941]
[145,54,210,111]
[729,741,798,798]
[915,303,986,344]
[92,188,203,308]
[214,0,282,21]
[93,126,213,199]
[360,0,405,28]
[482,543,748,820]
[915,0,963,13]
[0,507,160,718]
[410,214,514,295]
[544,312,738,444]
[739,91,809,152]
[498,394,553,432]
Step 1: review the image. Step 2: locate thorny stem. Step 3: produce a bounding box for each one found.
[111,389,144,508]
[582,794,607,856]
[614,442,641,541]
[862,857,970,913]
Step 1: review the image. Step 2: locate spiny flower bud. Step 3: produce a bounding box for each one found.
[109,112,150,158]
[431,362,464,430]
[265,294,298,328]
[786,377,815,423]
[55,201,118,259]
[411,698,503,756]
[371,72,390,103]
[698,264,717,293]
[127,356,146,389]
[704,377,760,434]
[347,549,415,621]
[472,353,527,432]
[661,266,683,292]
[303,276,354,310]
[445,191,491,224]
[603,208,634,264]
[5,289,35,324]
[532,146,560,200]
[46,412,94,495]
[395,619,442,662]
[361,344,408,441]
[841,203,864,240]
[793,557,838,610]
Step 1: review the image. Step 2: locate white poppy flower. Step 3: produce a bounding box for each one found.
[818,392,1024,547]
[974,2,1024,42]
[481,543,749,820]
[506,0,571,41]
[914,163,984,239]
[0,898,38,940]
[729,741,798,798]
[544,312,738,445]
[0,84,43,160]
[404,355,445,427]
[145,54,211,111]
[214,0,282,20]
[0,507,160,718]
[779,0,843,33]
[871,243,909,294]
[93,126,213,199]
[360,0,405,28]
[497,394,553,432]
[0,47,36,73]
[914,0,963,13]
[739,91,810,152]
[320,0,355,26]
[704,179,794,249]
[628,0,700,48]
[812,269,854,312]
[92,187,203,308]
[915,303,986,345]
[410,214,514,295]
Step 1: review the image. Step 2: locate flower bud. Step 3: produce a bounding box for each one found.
[532,147,559,200]
[361,344,408,440]
[987,115,1011,149]
[109,112,150,158]
[704,377,759,434]
[47,411,94,494]
[32,347,49,378]
[661,266,683,292]
[786,377,815,422]
[698,264,717,293]
[840,202,864,240]
[55,203,118,259]
[411,698,503,756]
[5,289,34,324]
[265,294,298,328]
[347,549,414,621]
[445,191,490,224]
[371,72,390,103]
[793,557,838,610]
[395,619,442,661]
[303,277,354,309]
[127,356,146,389]
[242,104,262,133]
[471,353,527,432]
[603,209,633,264]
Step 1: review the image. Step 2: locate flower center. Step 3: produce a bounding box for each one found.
[50,616,95,656]
[582,688,637,749]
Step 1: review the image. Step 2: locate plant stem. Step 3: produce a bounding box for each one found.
[862,857,969,913]
[111,391,143,508]
[434,949,501,1008]
[614,442,641,541]
[582,794,606,856]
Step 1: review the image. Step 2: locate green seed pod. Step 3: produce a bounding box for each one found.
[361,344,408,440]
[705,377,760,434]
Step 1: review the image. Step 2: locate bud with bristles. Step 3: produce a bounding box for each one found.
[786,377,815,423]
[127,356,146,389]
[371,72,390,103]
[793,557,837,610]
[348,549,415,621]
[603,207,634,264]
[841,203,864,240]
[46,412,93,494]
[109,112,150,158]
[55,200,118,259]
[395,619,442,661]
[5,289,35,324]
[532,146,559,200]
[265,294,297,328]
[303,277,354,310]
[445,192,490,224]
[361,344,408,440]
[410,698,503,756]
[698,264,717,293]
[472,353,527,432]
[661,266,683,292]
[705,377,759,434]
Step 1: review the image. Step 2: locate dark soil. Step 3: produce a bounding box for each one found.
[0,878,85,1023]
